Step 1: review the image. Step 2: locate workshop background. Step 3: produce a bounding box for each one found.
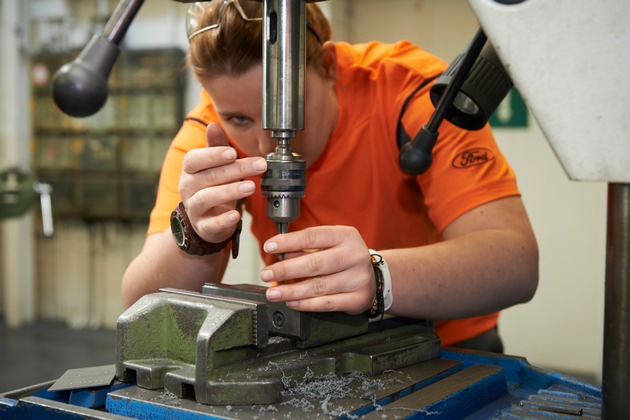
[0,0,604,391]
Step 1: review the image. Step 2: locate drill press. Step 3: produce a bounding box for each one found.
[260,0,308,236]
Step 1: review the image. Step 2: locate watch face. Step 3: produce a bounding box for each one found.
[170,212,187,249]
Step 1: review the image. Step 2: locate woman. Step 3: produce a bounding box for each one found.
[122,0,538,351]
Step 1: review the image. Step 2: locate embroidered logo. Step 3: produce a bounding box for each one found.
[452,148,495,169]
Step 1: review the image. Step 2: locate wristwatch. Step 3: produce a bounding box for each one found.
[170,202,241,258]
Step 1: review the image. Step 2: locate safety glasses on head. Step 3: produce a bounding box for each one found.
[186,0,262,42]
[186,0,323,44]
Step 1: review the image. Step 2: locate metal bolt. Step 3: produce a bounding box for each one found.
[272,311,285,328]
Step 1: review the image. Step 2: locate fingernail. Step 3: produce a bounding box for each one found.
[252,158,267,172]
[261,270,274,282]
[222,148,237,160]
[264,241,277,253]
[266,288,281,300]
[239,181,255,194]
[286,301,298,309]
[227,211,239,223]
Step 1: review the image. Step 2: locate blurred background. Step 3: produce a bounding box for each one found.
[0,0,604,392]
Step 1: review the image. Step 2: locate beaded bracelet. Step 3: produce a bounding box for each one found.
[369,252,385,319]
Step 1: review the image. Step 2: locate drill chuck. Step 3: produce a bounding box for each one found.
[261,156,306,229]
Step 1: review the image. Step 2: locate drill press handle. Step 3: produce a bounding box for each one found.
[52,0,144,118]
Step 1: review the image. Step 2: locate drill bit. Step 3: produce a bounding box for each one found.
[277,222,288,235]
[277,221,287,263]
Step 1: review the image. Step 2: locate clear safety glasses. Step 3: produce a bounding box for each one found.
[186,0,262,41]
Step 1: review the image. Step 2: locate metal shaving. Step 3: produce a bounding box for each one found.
[282,397,315,412]
[157,390,181,406]
[252,404,280,420]
[277,367,395,417]
[258,405,278,414]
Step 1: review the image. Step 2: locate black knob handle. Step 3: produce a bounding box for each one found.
[398,126,438,175]
[52,35,120,118]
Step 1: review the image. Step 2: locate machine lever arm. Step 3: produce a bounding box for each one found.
[399,29,488,175]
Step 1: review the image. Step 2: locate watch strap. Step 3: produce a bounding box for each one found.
[171,202,241,258]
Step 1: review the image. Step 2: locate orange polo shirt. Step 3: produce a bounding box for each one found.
[148,41,520,346]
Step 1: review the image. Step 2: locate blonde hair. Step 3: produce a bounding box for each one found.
[187,2,331,81]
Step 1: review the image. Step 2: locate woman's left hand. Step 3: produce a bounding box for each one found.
[261,225,375,315]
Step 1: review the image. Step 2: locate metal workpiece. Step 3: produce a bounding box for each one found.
[114,287,439,405]
[202,283,367,348]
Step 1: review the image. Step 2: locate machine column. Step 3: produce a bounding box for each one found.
[603,183,630,418]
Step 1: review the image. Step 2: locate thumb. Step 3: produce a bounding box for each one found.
[206,122,230,148]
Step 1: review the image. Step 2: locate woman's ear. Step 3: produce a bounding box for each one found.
[320,41,338,81]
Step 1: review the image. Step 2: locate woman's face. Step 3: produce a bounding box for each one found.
[202,62,336,167]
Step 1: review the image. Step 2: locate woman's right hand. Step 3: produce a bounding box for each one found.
[178,122,267,244]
